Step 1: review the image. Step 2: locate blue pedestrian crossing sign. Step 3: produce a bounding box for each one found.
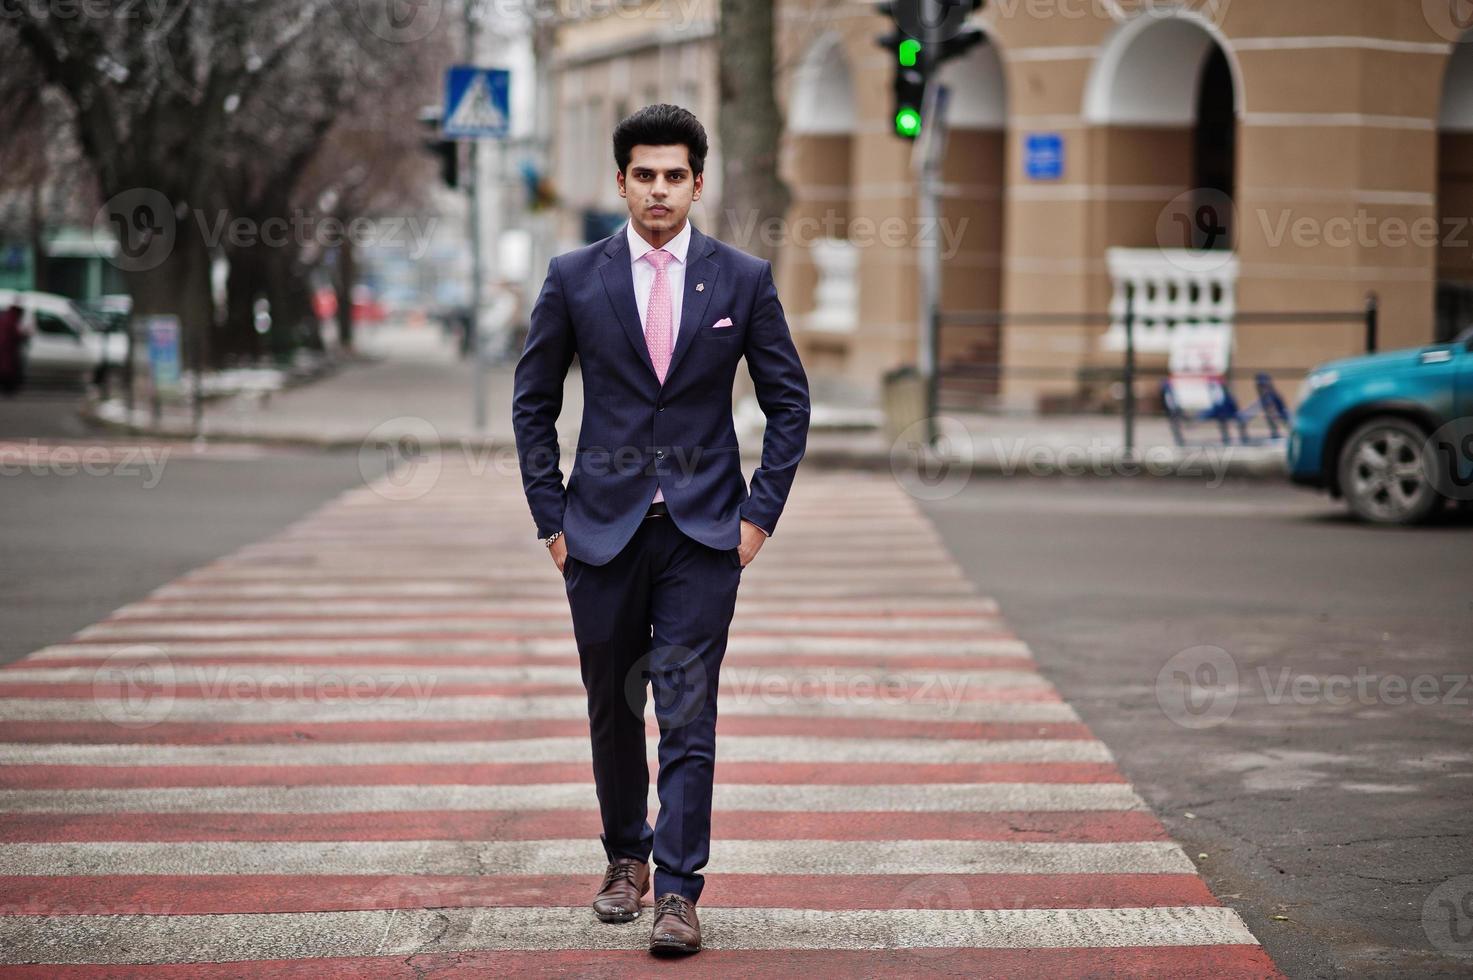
[444,66,510,139]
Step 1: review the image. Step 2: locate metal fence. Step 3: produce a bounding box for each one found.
[927,291,1381,453]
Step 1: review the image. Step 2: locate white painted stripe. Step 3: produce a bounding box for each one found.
[0,839,1194,877]
[21,636,1034,659]
[114,598,1002,617]
[0,736,1112,767]
[1242,112,1435,130]
[0,782,1142,813]
[0,695,1074,725]
[75,617,995,640]
[1230,35,1449,55]
[2,664,1048,691]
[142,588,1001,615]
[87,614,1000,634]
[1007,184,1194,203]
[0,906,1259,961]
[1006,45,1098,62]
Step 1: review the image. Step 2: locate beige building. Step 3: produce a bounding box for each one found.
[552,0,1473,413]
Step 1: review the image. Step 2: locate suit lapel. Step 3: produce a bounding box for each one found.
[597,220,721,388]
[597,229,657,382]
[665,223,719,386]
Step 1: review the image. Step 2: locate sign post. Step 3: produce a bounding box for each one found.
[445,46,510,435]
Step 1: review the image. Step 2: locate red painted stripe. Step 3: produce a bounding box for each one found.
[61,629,1018,644]
[1,947,1283,979]
[0,718,1096,744]
[0,761,1123,790]
[103,609,1002,624]
[0,872,1221,916]
[12,653,1036,672]
[0,809,1165,844]
[0,682,1061,703]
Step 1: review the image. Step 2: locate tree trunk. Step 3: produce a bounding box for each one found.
[715,0,791,266]
[224,246,265,364]
[335,234,355,353]
[120,211,215,374]
[28,180,47,294]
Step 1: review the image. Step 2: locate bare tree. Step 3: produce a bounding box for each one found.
[715,0,791,266]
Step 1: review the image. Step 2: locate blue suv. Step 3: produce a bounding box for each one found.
[1288,327,1473,524]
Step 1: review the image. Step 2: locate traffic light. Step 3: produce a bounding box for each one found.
[418,107,460,188]
[875,0,987,140]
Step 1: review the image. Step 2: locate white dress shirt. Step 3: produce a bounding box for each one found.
[627,217,690,344]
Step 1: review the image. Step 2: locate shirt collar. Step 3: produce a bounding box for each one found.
[626,217,691,267]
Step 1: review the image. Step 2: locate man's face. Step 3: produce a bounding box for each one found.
[617,144,702,244]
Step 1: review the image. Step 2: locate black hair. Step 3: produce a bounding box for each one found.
[612,103,709,177]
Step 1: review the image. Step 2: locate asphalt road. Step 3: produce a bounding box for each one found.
[922,476,1473,979]
[5,386,1471,976]
[1,394,382,664]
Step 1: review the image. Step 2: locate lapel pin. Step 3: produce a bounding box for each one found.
[696,283,704,291]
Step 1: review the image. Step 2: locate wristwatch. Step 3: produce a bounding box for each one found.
[542,530,564,549]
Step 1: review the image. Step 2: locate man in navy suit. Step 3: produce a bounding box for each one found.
[512,104,810,955]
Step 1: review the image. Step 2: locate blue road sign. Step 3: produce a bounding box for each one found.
[444,66,510,139]
[1025,133,1064,181]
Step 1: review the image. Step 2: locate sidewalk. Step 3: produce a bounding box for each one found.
[87,323,1289,480]
[0,455,1277,973]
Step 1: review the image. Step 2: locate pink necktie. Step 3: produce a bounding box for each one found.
[644,248,674,383]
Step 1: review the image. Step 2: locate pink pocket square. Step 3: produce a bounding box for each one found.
[711,317,734,329]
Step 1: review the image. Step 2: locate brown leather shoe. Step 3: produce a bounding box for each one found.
[648,892,701,955]
[591,857,650,922]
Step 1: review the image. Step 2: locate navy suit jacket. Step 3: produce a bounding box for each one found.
[512,221,811,566]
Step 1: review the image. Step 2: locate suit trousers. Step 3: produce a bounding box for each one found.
[562,506,744,903]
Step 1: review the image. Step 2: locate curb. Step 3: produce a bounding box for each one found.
[73,412,1291,482]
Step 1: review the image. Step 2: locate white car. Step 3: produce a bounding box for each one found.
[0,290,119,384]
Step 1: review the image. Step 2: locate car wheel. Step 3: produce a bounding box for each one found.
[1337,416,1443,525]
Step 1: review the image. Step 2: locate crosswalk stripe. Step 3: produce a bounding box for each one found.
[0,696,1082,723]
[0,839,1197,876]
[0,461,1272,973]
[0,736,1113,766]
[0,782,1147,813]
[0,906,1257,962]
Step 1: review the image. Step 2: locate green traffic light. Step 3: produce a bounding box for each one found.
[896,107,921,137]
[899,39,921,67]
